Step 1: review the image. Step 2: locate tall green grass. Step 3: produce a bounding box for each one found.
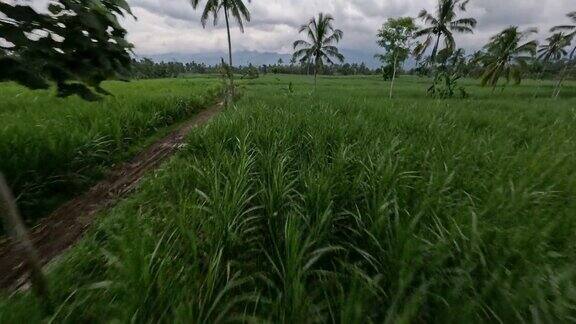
[1,75,576,322]
[0,78,220,225]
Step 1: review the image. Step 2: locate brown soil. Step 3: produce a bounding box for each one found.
[0,101,224,290]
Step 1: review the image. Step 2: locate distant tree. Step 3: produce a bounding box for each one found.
[550,11,576,97]
[278,58,284,65]
[448,48,467,69]
[293,13,345,89]
[0,0,134,101]
[480,27,538,91]
[551,11,576,58]
[376,17,417,98]
[130,59,220,79]
[414,0,477,63]
[465,50,485,77]
[538,33,570,62]
[241,63,259,79]
[190,0,252,96]
[535,32,570,93]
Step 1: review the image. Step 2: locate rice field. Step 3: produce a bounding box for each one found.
[1,74,576,322]
[0,78,220,227]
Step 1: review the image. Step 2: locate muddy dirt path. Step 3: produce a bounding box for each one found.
[0,101,224,290]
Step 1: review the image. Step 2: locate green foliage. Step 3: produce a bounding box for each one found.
[480,27,538,90]
[376,17,417,68]
[189,0,252,95]
[283,81,295,95]
[0,78,220,228]
[551,11,576,58]
[1,75,576,322]
[377,62,395,80]
[130,58,216,79]
[190,0,252,32]
[428,70,468,98]
[240,64,260,79]
[538,33,571,62]
[293,13,345,79]
[414,0,477,62]
[0,0,134,100]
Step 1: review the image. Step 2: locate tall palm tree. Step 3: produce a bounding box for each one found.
[533,33,569,97]
[480,27,538,91]
[551,11,576,58]
[293,13,344,88]
[190,0,251,95]
[550,11,576,97]
[414,0,477,63]
[538,33,570,62]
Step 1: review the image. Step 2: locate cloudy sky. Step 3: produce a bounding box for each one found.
[122,0,572,57]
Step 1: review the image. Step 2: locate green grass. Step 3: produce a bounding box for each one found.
[1,74,576,322]
[0,77,221,226]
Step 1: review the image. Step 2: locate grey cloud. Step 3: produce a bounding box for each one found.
[124,0,575,58]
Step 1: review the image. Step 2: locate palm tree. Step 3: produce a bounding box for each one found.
[293,13,345,89]
[414,0,477,63]
[190,0,251,96]
[551,11,576,58]
[550,11,576,97]
[533,33,569,97]
[538,33,570,62]
[480,27,538,91]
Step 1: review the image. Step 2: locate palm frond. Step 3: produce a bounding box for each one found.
[190,0,201,9]
[293,40,311,49]
[322,30,343,45]
[450,25,474,34]
[413,27,436,38]
[551,25,576,32]
[199,0,220,27]
[451,18,477,28]
[418,10,438,26]
[459,0,471,11]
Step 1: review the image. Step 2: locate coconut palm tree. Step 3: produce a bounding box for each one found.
[414,0,477,63]
[551,11,576,58]
[190,0,251,96]
[480,26,538,91]
[538,33,570,62]
[550,11,576,97]
[532,33,569,97]
[293,13,345,88]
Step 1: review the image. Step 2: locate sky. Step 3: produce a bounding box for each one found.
[13,0,575,59]
[122,0,574,59]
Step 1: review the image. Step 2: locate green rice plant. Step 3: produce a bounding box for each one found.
[1,74,576,322]
[0,77,220,227]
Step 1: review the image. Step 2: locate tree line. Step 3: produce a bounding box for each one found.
[134,0,576,98]
[129,58,380,79]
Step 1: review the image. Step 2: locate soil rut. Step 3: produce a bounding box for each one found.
[0,101,224,290]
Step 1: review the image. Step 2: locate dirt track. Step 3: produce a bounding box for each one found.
[0,101,223,290]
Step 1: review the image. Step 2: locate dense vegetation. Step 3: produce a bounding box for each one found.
[0,0,133,100]
[1,75,575,322]
[129,58,379,79]
[0,78,220,227]
[2,1,576,322]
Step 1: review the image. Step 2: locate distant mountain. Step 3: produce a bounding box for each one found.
[139,49,383,69]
